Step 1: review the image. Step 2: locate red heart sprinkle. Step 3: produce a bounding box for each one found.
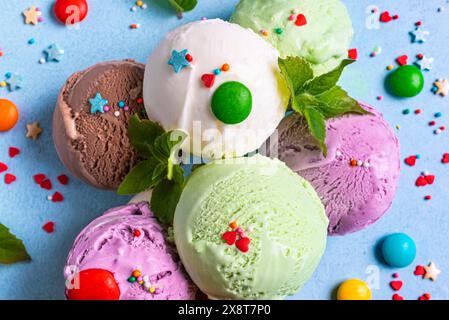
[40,179,52,190]
[4,173,16,184]
[295,14,307,27]
[51,191,64,202]
[0,162,8,173]
[380,11,393,23]
[390,280,403,291]
[414,265,426,276]
[42,221,55,233]
[222,231,237,245]
[418,293,430,300]
[8,147,20,158]
[34,173,46,184]
[57,174,69,185]
[396,55,408,66]
[404,155,417,166]
[442,153,449,164]
[425,175,435,185]
[392,293,404,300]
[201,74,216,88]
[415,176,428,187]
[348,48,358,60]
[235,237,251,253]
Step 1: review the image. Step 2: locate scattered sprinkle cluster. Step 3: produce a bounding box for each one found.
[222,220,252,253]
[127,269,161,295]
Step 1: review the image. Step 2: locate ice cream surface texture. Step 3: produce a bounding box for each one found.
[276,103,400,235]
[174,155,328,299]
[64,202,197,300]
[231,0,353,75]
[53,60,145,190]
[143,19,289,159]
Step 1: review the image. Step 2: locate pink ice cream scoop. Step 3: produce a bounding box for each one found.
[64,202,197,300]
[275,103,400,235]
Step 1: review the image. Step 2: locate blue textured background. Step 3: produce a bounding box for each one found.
[1,0,448,300]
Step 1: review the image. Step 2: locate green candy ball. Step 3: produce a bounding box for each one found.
[387,65,424,98]
[211,81,252,124]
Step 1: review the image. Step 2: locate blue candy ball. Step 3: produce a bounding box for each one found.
[382,233,416,268]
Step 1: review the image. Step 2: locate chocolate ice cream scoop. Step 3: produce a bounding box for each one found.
[53,60,146,190]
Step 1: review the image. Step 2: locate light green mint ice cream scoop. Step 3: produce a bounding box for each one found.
[174,155,328,300]
[231,0,353,75]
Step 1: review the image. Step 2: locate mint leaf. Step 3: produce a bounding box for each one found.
[302,59,355,95]
[128,114,164,158]
[151,130,187,163]
[315,86,371,119]
[168,0,198,13]
[0,224,31,265]
[150,175,185,224]
[278,57,314,110]
[303,107,327,157]
[278,57,314,94]
[118,159,160,195]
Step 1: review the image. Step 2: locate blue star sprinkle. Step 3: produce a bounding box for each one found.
[168,49,190,73]
[6,73,25,92]
[89,92,108,114]
[44,43,65,62]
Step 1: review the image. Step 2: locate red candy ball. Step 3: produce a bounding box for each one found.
[54,0,88,25]
[66,269,120,300]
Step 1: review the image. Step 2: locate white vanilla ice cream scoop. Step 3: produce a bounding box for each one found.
[143,19,289,159]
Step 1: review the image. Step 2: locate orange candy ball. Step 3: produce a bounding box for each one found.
[0,99,19,132]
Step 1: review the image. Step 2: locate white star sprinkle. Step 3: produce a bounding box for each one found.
[410,27,430,43]
[416,56,434,71]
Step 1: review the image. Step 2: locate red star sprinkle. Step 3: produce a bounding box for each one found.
[442,153,449,164]
[295,14,307,27]
[51,191,64,202]
[390,280,403,291]
[40,179,52,190]
[133,229,141,237]
[380,11,393,23]
[4,173,16,184]
[348,48,358,60]
[404,155,417,166]
[396,55,408,66]
[414,265,426,276]
[392,293,404,300]
[0,162,8,173]
[8,147,20,158]
[57,174,69,185]
[42,221,55,233]
[33,173,46,184]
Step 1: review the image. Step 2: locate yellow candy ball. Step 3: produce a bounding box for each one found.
[337,279,371,300]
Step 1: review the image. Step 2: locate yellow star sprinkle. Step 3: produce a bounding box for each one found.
[434,79,449,97]
[23,6,42,25]
[26,122,43,140]
[424,262,441,281]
